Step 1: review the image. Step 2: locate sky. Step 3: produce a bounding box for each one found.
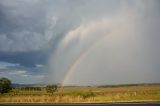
[0,0,160,85]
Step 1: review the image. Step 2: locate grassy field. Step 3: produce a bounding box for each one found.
[0,84,160,103]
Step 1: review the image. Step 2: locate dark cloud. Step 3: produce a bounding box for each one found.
[0,51,48,67]
[0,0,68,67]
[0,0,160,84]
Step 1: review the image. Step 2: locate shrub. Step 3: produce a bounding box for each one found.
[72,90,95,99]
[0,77,12,94]
[20,87,42,91]
[46,85,57,94]
[81,90,95,99]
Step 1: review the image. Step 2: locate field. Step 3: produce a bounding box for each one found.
[0,84,160,103]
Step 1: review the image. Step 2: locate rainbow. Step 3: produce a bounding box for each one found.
[60,35,106,87]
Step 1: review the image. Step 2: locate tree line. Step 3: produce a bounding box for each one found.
[0,77,58,94]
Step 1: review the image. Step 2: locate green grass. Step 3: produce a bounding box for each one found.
[0,84,160,103]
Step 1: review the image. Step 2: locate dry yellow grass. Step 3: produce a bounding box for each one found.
[0,84,160,103]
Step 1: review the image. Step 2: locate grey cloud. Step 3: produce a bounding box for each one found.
[0,0,122,52]
[0,62,46,84]
[0,0,160,84]
[48,0,160,85]
[0,0,63,52]
[0,69,45,84]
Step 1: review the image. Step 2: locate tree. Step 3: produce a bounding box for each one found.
[0,77,12,94]
[46,85,57,94]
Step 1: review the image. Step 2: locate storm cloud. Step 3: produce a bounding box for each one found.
[0,0,160,84]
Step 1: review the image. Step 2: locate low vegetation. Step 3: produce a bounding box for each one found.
[0,84,160,103]
[0,78,12,94]
[0,78,160,103]
[46,85,58,94]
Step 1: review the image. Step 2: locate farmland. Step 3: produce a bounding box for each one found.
[0,84,160,103]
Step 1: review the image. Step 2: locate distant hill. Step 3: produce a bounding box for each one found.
[12,83,160,88]
[97,83,160,88]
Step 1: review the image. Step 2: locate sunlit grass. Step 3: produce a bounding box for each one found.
[0,84,160,103]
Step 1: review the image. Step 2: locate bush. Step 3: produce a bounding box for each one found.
[0,77,12,94]
[46,85,57,94]
[81,90,95,99]
[72,90,95,99]
[20,87,42,91]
